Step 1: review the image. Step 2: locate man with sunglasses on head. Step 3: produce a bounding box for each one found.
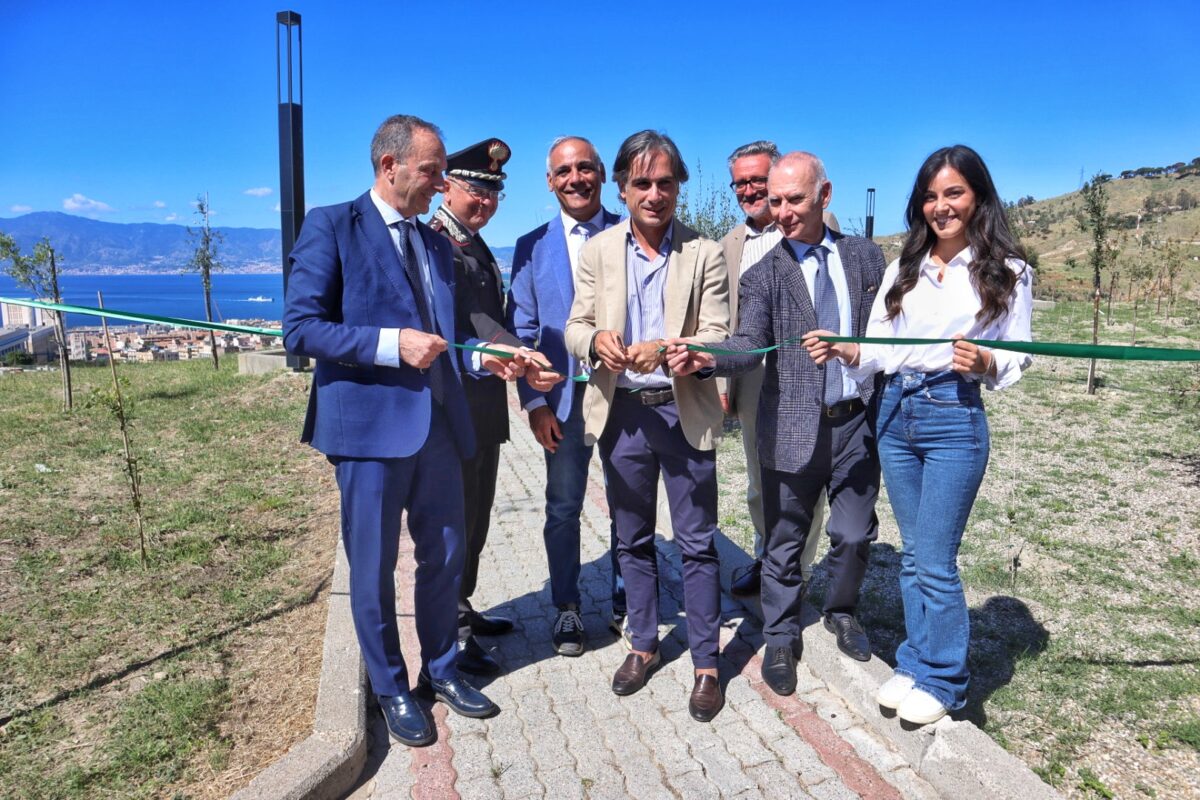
[430,138,551,676]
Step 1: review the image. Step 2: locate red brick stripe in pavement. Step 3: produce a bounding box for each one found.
[396,525,461,800]
[724,632,903,799]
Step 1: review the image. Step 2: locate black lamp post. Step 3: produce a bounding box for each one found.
[276,11,306,367]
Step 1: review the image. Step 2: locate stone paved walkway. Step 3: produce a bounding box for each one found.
[344,392,943,800]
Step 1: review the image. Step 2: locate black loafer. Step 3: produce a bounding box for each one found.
[457,635,501,675]
[730,560,762,597]
[417,671,499,718]
[465,609,514,636]
[378,692,434,747]
[824,613,871,662]
[761,644,799,696]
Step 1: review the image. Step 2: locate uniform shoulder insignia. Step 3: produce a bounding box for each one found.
[430,206,472,246]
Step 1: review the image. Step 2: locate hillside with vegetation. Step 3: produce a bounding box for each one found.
[877,159,1200,305]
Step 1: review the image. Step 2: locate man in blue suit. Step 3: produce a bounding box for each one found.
[506,136,624,657]
[284,115,549,747]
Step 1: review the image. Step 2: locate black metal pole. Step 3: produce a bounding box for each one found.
[865,187,876,240]
[276,11,306,368]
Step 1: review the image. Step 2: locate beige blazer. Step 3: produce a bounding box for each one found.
[565,219,730,451]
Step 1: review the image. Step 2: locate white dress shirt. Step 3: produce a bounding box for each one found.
[369,189,436,368]
[562,207,607,275]
[847,247,1034,389]
[787,230,858,402]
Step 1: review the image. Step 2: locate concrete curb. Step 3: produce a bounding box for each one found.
[711,531,1062,800]
[232,540,368,800]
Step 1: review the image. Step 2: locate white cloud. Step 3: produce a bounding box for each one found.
[63,193,115,213]
[244,187,272,197]
[164,213,179,222]
[273,202,281,212]
[153,200,166,208]
[10,204,32,213]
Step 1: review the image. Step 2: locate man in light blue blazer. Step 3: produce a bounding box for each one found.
[284,114,542,747]
[506,136,624,657]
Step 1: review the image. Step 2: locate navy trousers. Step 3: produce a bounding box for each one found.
[331,406,465,697]
[598,392,721,669]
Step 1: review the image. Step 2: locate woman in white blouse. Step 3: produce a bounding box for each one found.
[804,145,1033,725]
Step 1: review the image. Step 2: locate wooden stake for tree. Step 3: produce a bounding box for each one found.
[47,247,73,411]
[97,291,148,569]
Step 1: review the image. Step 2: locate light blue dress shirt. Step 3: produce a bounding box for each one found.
[618,222,673,390]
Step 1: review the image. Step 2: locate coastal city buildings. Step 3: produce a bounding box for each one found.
[0,301,280,367]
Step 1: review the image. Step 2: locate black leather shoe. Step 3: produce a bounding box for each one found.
[378,693,434,747]
[457,635,501,675]
[689,674,724,722]
[761,644,799,696]
[417,672,499,718]
[611,650,661,696]
[465,609,514,636]
[824,613,871,662]
[730,560,762,596]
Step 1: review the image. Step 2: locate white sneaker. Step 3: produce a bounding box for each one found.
[897,687,948,725]
[875,674,915,709]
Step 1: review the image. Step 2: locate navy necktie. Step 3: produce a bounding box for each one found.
[395,220,444,404]
[812,244,843,406]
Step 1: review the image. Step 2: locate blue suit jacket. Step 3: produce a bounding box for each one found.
[283,191,479,460]
[506,209,621,421]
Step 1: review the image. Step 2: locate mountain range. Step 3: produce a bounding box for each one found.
[0,212,515,275]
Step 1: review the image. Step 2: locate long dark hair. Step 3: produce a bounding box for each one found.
[885,145,1026,326]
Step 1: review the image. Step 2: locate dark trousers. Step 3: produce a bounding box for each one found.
[459,442,501,637]
[760,407,879,651]
[331,405,464,696]
[598,392,720,669]
[543,389,624,611]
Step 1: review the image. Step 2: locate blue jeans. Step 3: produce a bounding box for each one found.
[543,391,624,611]
[876,370,989,711]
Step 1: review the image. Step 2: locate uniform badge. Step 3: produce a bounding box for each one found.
[488,141,510,172]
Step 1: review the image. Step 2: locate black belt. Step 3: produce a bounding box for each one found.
[822,397,864,419]
[619,386,675,407]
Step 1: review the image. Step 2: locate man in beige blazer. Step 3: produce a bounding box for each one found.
[564,130,729,722]
[720,140,839,598]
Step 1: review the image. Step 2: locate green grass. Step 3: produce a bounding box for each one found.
[0,359,324,799]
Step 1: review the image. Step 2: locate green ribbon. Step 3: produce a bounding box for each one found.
[0,296,284,337]
[820,336,1200,362]
[674,335,1200,362]
[2,296,594,373]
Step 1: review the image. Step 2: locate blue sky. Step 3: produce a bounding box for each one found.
[2,0,1197,247]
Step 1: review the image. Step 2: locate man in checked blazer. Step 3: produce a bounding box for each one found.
[565,130,730,721]
[719,140,842,599]
[669,151,885,695]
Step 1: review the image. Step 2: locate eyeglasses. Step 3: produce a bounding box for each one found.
[729,176,768,191]
[449,177,505,202]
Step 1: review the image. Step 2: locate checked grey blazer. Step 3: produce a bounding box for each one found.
[714,231,887,473]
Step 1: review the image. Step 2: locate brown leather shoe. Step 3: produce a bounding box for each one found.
[689,674,724,722]
[611,650,661,696]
